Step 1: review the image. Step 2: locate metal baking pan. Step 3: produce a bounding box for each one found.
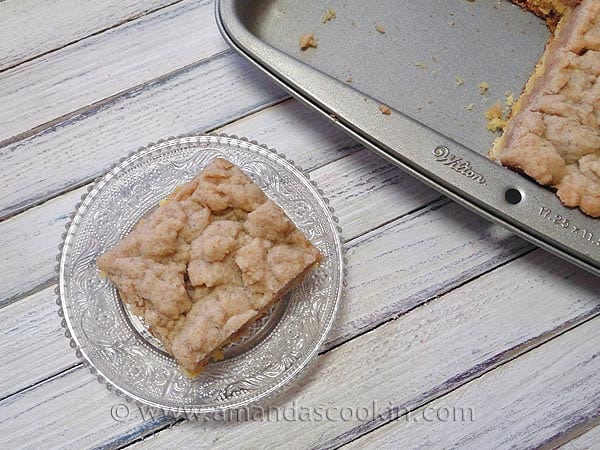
[215,0,600,277]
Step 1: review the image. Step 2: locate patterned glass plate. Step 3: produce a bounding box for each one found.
[58,135,344,414]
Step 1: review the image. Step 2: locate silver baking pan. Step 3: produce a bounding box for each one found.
[215,0,600,277]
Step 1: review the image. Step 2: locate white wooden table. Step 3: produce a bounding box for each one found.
[1,1,600,448]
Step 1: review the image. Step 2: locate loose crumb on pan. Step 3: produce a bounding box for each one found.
[346,75,353,83]
[478,81,489,94]
[455,76,465,86]
[505,91,515,107]
[466,103,475,111]
[375,23,386,34]
[299,33,318,50]
[322,8,336,23]
[415,62,427,69]
[379,104,392,115]
[484,102,507,132]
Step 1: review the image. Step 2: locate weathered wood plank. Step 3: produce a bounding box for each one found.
[0,188,84,305]
[0,100,359,305]
[0,286,77,399]
[2,234,577,448]
[0,0,181,71]
[128,252,600,449]
[345,310,600,450]
[1,0,225,143]
[0,50,287,221]
[327,200,530,350]
[311,149,441,240]
[0,367,171,450]
[215,99,361,175]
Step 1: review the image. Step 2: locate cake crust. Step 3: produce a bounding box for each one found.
[491,0,600,217]
[98,158,322,377]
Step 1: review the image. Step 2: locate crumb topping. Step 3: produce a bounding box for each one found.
[98,158,322,375]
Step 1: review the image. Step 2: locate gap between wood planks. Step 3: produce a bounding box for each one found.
[0,64,289,225]
[559,421,600,450]
[0,46,234,151]
[0,97,372,310]
[0,50,289,222]
[1,0,231,148]
[0,0,186,75]
[329,306,600,450]
[538,416,600,450]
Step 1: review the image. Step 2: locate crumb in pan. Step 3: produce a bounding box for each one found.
[299,33,318,50]
[485,102,507,132]
[379,104,392,115]
[322,8,336,23]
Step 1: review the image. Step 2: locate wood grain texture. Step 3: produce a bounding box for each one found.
[0,187,85,305]
[0,185,522,399]
[0,51,287,221]
[312,149,441,240]
[0,367,171,450]
[1,0,225,143]
[345,311,600,450]
[0,100,359,305]
[3,1,599,448]
[326,199,531,350]
[0,0,180,71]
[0,286,77,400]
[129,251,600,450]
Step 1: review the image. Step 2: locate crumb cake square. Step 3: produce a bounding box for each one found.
[98,158,322,377]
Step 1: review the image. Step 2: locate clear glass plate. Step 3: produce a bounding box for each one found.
[58,135,344,414]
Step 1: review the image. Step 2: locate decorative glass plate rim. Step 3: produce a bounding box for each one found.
[57,134,345,414]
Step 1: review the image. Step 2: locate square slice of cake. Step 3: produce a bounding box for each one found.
[98,158,322,377]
